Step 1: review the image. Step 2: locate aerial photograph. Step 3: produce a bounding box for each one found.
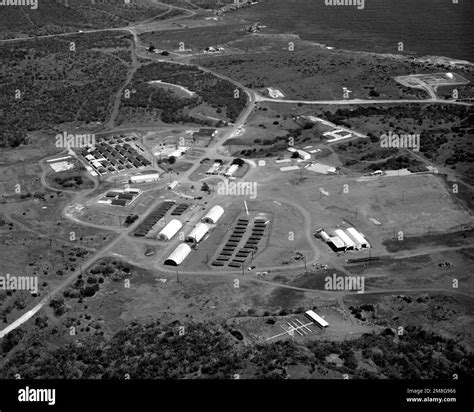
[0,0,473,409]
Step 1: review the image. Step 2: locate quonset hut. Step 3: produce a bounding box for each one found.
[164,243,192,266]
[346,227,370,249]
[185,223,209,244]
[201,205,224,224]
[157,219,182,241]
[334,229,356,250]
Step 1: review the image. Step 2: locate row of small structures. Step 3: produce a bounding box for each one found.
[212,217,268,268]
[80,136,151,176]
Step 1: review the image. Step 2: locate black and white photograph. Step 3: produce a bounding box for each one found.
[0,0,472,409]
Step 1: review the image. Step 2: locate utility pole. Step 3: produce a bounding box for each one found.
[176,266,180,284]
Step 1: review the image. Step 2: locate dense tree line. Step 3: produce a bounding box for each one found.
[0,34,130,148]
[125,62,247,124]
[1,321,471,379]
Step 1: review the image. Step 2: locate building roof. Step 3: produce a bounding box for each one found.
[334,229,356,248]
[346,228,369,247]
[329,236,345,249]
[194,128,216,137]
[111,199,127,206]
[186,222,209,243]
[305,310,329,327]
[202,205,224,224]
[225,164,239,176]
[158,219,183,241]
[164,243,192,266]
[320,230,331,242]
[131,173,160,182]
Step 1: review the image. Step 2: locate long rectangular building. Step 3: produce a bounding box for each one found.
[305,310,329,328]
[334,229,356,250]
[347,227,370,249]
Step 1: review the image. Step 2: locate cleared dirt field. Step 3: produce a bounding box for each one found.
[249,163,473,244]
[345,248,474,294]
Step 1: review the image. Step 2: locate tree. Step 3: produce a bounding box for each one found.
[231,158,245,167]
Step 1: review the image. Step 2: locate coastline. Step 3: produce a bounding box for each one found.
[250,32,474,69]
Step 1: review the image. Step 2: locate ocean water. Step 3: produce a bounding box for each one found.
[234,0,474,62]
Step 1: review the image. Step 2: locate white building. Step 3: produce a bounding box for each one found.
[224,164,239,177]
[167,180,179,190]
[334,229,356,250]
[305,310,329,328]
[307,163,337,175]
[319,230,331,242]
[328,236,346,251]
[346,228,370,249]
[206,162,221,175]
[130,173,160,184]
[186,222,209,244]
[164,243,192,266]
[287,148,311,161]
[201,205,224,224]
[158,219,183,241]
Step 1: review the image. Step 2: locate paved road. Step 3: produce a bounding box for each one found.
[256,96,472,107]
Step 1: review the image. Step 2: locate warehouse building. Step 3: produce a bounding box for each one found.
[305,310,329,328]
[164,243,192,266]
[201,205,224,224]
[130,172,160,184]
[328,236,346,252]
[347,227,370,249]
[157,219,183,241]
[334,229,356,250]
[224,164,239,177]
[319,230,331,242]
[186,222,209,244]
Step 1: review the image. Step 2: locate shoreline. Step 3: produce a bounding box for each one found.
[254,32,473,68]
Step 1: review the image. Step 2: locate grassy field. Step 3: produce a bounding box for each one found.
[140,23,248,54]
[197,34,448,100]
